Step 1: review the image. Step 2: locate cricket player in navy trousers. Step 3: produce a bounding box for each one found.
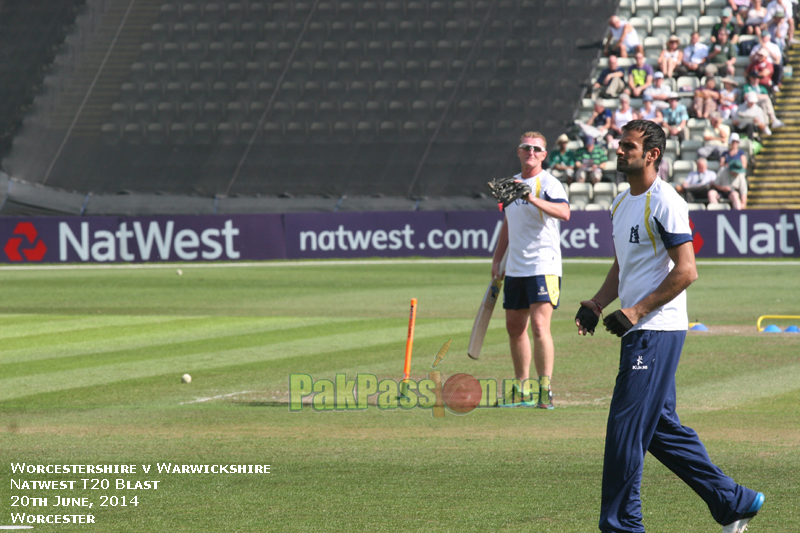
[575,120,764,533]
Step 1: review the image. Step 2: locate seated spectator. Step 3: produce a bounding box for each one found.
[675,157,717,202]
[713,8,741,44]
[592,54,626,98]
[658,35,683,79]
[676,32,710,78]
[718,77,740,119]
[698,112,732,159]
[607,94,635,146]
[749,31,783,88]
[733,91,771,138]
[638,93,664,125]
[604,16,643,58]
[742,70,784,127]
[662,92,689,140]
[729,0,753,27]
[625,52,653,97]
[645,71,672,109]
[765,0,794,43]
[707,30,738,78]
[711,133,748,209]
[574,135,608,185]
[549,134,576,183]
[586,100,613,139]
[745,48,775,90]
[745,0,767,37]
[693,77,721,119]
[765,6,790,50]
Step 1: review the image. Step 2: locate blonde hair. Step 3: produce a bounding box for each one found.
[519,131,547,145]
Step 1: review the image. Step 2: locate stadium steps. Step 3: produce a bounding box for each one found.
[748,47,800,208]
[47,0,162,135]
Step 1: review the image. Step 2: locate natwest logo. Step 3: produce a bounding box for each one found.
[59,220,241,262]
[4,222,47,262]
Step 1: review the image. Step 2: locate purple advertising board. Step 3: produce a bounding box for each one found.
[0,210,798,263]
[0,215,285,263]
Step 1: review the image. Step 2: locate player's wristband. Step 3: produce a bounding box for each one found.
[590,299,604,312]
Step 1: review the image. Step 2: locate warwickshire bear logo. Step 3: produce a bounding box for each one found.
[4,222,47,261]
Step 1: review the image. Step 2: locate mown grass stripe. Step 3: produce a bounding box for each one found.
[0,314,176,341]
[0,319,470,401]
[0,316,351,364]
[0,317,412,378]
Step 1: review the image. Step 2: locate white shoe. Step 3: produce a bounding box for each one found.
[723,492,764,533]
[722,517,753,533]
[772,119,785,128]
[764,127,772,136]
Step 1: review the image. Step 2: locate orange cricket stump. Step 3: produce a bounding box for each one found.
[399,298,417,398]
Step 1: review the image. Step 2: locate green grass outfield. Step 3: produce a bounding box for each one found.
[0,259,799,532]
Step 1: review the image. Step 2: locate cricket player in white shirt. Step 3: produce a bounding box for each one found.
[491,131,570,409]
[575,120,764,533]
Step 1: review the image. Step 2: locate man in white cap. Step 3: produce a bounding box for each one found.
[733,91,771,138]
[711,132,749,209]
[645,71,672,109]
[662,93,689,140]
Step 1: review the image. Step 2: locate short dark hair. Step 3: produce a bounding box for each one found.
[621,119,665,170]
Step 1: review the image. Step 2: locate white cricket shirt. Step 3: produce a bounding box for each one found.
[504,170,569,277]
[610,177,693,334]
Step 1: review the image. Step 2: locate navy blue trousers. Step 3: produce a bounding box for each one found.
[599,330,757,532]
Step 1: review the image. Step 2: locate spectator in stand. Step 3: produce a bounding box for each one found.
[733,91,771,138]
[749,31,783,88]
[693,77,721,119]
[549,134,577,184]
[675,157,717,203]
[698,112,732,160]
[746,48,775,90]
[718,77,741,119]
[711,133,748,209]
[662,92,689,140]
[638,93,664,125]
[742,71,784,127]
[765,7,790,50]
[713,8,742,44]
[676,32,710,78]
[658,35,684,79]
[729,0,754,27]
[707,29,738,78]
[586,100,613,139]
[645,71,672,109]
[625,52,653,97]
[745,0,767,38]
[765,0,794,43]
[592,54,626,98]
[574,135,608,184]
[604,16,643,58]
[607,94,635,147]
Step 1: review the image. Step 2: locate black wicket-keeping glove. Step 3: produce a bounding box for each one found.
[487,177,532,209]
[575,305,600,335]
[603,310,634,337]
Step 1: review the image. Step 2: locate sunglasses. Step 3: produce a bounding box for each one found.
[518,144,545,152]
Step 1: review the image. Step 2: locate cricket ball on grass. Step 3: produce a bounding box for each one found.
[181,374,192,384]
[443,373,482,414]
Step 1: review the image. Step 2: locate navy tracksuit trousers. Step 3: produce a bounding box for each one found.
[599,330,758,532]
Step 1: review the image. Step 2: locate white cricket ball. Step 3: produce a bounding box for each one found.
[181,374,192,384]
[177,269,183,275]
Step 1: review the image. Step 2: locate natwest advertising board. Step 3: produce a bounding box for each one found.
[0,215,285,263]
[1,210,799,263]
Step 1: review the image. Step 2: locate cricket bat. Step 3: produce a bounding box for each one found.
[467,248,508,360]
